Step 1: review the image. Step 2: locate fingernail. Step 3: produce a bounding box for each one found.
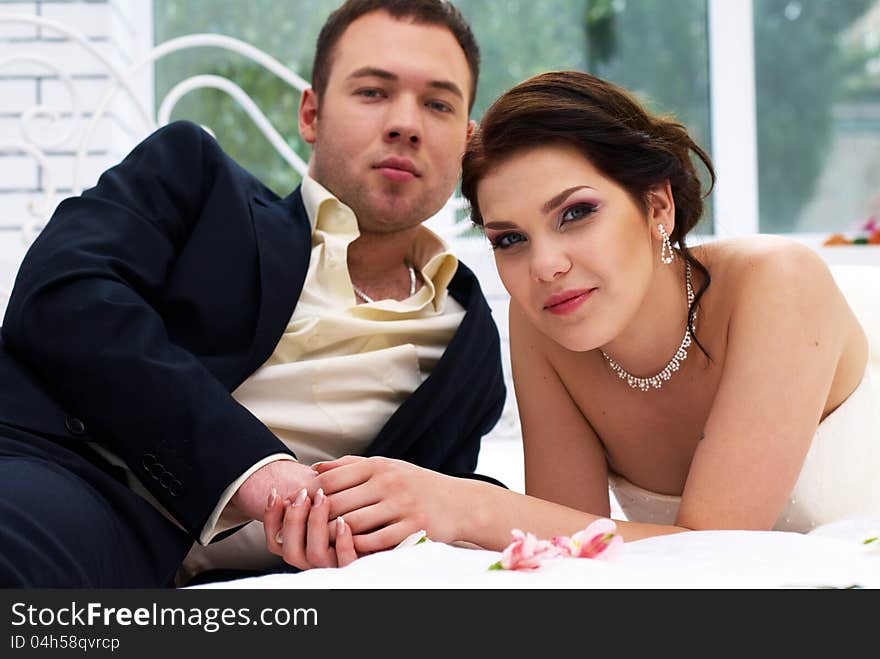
[274,531,283,545]
[314,488,325,507]
[293,488,308,507]
[337,516,345,534]
[266,487,277,510]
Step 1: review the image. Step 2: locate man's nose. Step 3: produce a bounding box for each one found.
[384,96,421,146]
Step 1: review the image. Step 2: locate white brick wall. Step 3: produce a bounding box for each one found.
[0,0,153,308]
[0,154,39,188]
[1,39,122,76]
[0,78,36,112]
[0,3,37,38]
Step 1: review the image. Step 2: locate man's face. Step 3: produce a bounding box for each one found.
[299,10,475,235]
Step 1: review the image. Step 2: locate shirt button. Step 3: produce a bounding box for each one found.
[65,416,86,435]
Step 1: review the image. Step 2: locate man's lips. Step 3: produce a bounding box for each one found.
[543,288,596,315]
[374,157,420,182]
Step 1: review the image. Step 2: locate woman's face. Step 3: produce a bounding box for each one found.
[478,143,657,352]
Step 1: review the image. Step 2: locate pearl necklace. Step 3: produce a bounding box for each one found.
[601,262,696,392]
[352,263,417,304]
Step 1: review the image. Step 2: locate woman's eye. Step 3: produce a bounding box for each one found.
[491,232,526,250]
[561,203,597,223]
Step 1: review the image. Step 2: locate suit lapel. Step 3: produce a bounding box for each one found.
[243,188,312,379]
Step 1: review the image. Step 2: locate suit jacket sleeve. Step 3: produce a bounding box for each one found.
[1,121,291,538]
[440,310,507,485]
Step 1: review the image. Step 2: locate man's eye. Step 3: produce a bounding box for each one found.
[491,232,526,250]
[428,101,453,113]
[357,88,385,99]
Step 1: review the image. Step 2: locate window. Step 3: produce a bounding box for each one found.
[154,0,713,230]
[153,0,880,240]
[754,0,880,234]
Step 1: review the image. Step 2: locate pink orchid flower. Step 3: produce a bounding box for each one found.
[489,529,564,571]
[552,518,622,560]
[489,520,623,571]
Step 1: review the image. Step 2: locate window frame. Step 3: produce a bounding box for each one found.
[708,0,759,238]
[705,0,879,264]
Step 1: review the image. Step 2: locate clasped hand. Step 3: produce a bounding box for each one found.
[262,456,464,571]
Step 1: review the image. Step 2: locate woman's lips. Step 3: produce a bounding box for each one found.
[543,288,596,315]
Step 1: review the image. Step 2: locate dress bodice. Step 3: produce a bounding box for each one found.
[608,371,880,532]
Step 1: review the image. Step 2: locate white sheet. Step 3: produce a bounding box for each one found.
[189,517,880,589]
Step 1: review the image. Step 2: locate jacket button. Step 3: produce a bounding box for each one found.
[65,416,86,435]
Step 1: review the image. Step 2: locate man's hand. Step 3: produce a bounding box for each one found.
[230,460,319,522]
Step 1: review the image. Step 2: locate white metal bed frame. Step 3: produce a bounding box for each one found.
[0,13,312,242]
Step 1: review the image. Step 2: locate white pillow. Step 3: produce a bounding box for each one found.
[830,264,880,381]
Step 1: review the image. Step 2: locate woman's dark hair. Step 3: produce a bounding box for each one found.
[461,70,715,356]
[312,0,480,112]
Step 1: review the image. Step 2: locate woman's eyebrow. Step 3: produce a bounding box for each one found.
[541,185,595,214]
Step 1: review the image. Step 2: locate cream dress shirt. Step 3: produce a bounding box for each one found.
[177,175,465,581]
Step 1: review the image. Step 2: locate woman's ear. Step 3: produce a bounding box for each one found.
[648,179,675,237]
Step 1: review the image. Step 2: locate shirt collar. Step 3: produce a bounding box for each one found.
[301,173,357,235]
[301,173,459,312]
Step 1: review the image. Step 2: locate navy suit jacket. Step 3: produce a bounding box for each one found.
[0,121,506,540]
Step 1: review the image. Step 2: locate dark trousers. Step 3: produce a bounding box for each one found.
[0,424,192,588]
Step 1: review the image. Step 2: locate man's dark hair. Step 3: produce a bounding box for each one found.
[312,0,480,112]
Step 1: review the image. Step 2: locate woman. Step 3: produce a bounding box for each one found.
[264,71,879,570]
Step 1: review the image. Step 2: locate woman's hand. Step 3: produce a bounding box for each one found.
[312,456,471,554]
[262,486,358,570]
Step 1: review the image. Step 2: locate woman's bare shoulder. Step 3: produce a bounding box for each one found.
[698,235,833,294]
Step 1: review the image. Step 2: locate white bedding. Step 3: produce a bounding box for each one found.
[190,265,880,590]
[190,517,880,589]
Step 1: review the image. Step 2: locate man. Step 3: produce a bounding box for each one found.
[0,0,505,587]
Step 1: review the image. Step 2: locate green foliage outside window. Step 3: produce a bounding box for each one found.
[154,0,880,234]
[153,0,709,207]
[754,0,878,232]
